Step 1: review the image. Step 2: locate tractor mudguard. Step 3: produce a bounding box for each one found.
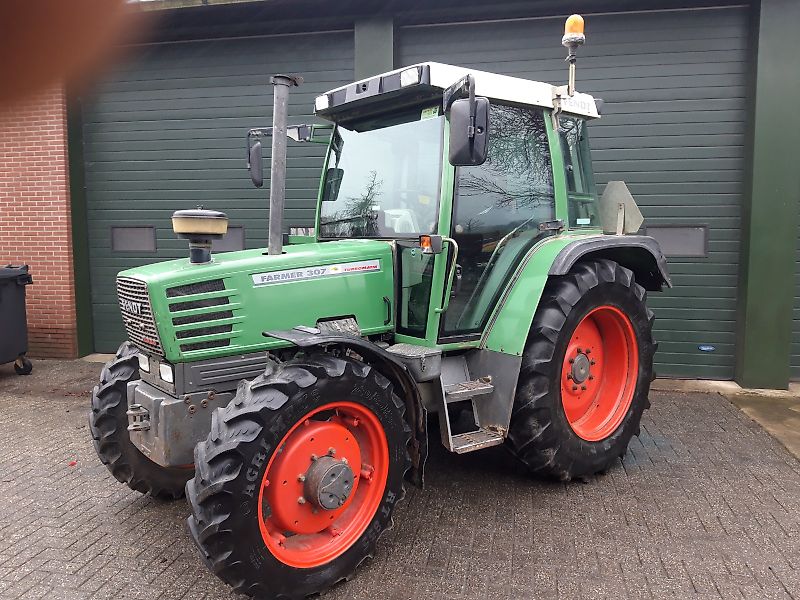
[264,328,428,488]
[481,234,670,358]
[549,235,672,290]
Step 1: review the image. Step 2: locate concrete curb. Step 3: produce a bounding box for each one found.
[652,378,800,399]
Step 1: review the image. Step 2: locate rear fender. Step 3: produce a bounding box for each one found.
[264,328,428,488]
[481,235,670,357]
[549,235,671,291]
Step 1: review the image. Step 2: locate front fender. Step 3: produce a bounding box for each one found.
[264,328,428,488]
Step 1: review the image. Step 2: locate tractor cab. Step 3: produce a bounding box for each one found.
[263,63,608,348]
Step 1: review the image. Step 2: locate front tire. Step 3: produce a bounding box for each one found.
[186,354,411,599]
[89,342,193,499]
[507,259,656,481]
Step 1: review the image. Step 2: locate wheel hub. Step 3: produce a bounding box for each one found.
[570,352,591,384]
[304,455,355,510]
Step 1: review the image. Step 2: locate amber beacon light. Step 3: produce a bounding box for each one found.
[563,14,586,46]
[561,14,586,97]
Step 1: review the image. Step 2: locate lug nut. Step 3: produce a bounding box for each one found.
[188,405,196,414]
[576,348,583,354]
[590,360,596,366]
[341,457,348,465]
[585,349,591,355]
[581,385,587,391]
[569,358,575,364]
[297,496,306,505]
[297,474,306,482]
[567,373,573,380]
[572,385,578,391]
[588,375,594,381]
[328,447,336,456]
[201,399,208,408]
[310,454,318,462]
[183,395,191,405]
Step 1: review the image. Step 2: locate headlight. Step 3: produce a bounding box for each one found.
[159,362,174,384]
[137,353,150,373]
[314,94,330,112]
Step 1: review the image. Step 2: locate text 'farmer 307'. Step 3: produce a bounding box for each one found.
[90,15,671,600]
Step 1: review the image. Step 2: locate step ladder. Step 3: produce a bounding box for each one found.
[440,376,505,454]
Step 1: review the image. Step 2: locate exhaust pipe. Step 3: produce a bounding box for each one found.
[267,74,302,255]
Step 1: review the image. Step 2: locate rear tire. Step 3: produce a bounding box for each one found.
[506,259,656,481]
[186,354,411,599]
[89,342,192,499]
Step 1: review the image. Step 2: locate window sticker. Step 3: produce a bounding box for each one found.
[420,106,439,120]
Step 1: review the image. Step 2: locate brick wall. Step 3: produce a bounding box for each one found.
[0,86,78,358]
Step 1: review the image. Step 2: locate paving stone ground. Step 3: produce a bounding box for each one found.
[0,359,798,600]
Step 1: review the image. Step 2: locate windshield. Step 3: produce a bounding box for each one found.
[318,109,444,239]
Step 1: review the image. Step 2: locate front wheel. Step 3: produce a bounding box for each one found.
[507,259,656,481]
[186,354,411,599]
[89,342,193,499]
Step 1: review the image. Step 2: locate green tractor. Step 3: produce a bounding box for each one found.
[90,15,670,599]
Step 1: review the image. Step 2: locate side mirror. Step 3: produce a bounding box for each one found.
[322,167,344,202]
[248,140,263,188]
[448,97,489,166]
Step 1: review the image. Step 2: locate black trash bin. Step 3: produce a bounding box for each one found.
[0,265,33,375]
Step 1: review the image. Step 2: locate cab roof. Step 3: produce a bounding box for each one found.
[315,62,600,122]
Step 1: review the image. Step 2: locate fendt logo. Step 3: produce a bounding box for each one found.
[120,299,143,315]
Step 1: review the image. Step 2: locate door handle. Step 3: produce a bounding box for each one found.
[383,296,392,325]
[434,237,459,314]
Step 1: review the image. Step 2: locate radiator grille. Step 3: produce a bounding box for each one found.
[117,277,163,355]
[168,278,233,354]
[166,280,225,297]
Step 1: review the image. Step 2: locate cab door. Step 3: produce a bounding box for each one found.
[438,104,558,342]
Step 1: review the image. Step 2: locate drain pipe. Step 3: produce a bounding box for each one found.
[268,74,302,255]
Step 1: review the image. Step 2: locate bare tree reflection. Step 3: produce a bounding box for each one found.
[320,170,383,237]
[458,106,552,224]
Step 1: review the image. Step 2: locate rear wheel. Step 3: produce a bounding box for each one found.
[507,259,656,480]
[187,354,410,599]
[89,342,192,499]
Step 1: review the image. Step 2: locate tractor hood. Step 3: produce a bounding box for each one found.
[116,239,395,363]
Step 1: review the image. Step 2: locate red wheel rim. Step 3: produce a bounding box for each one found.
[257,401,389,568]
[560,305,639,441]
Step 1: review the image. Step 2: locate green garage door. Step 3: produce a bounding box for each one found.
[399,7,748,379]
[82,31,353,352]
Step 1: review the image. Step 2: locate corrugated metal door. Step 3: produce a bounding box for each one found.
[399,7,749,379]
[82,32,353,352]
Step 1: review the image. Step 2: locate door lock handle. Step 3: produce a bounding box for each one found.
[434,237,459,314]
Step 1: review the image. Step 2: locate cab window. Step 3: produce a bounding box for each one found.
[559,117,599,228]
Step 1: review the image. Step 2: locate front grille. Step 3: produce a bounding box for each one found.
[180,339,231,352]
[169,296,229,312]
[172,310,233,326]
[117,277,163,355]
[167,278,234,354]
[166,280,225,298]
[176,324,232,339]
